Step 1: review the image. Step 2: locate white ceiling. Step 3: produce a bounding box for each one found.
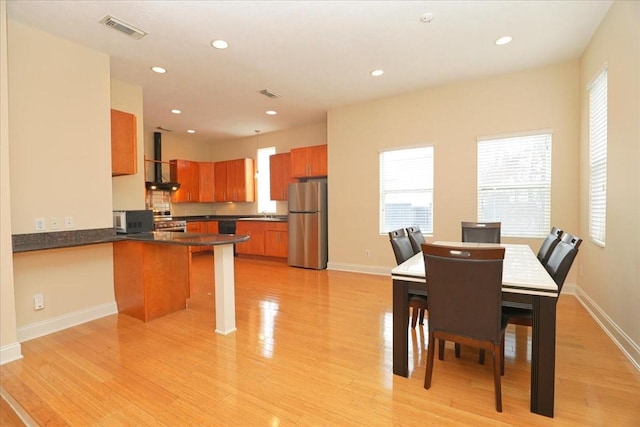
[6,0,612,142]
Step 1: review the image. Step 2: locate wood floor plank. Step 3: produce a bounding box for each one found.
[2,254,639,426]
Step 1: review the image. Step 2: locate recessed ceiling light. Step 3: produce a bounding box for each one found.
[151,66,166,74]
[371,69,384,77]
[211,39,229,49]
[171,109,181,114]
[187,129,196,134]
[265,110,277,116]
[495,36,512,46]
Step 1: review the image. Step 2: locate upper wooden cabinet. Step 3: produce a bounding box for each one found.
[170,160,200,203]
[290,144,327,178]
[269,152,294,201]
[198,162,215,202]
[110,109,137,176]
[214,158,255,202]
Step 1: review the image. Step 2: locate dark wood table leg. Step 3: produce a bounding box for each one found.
[392,279,410,377]
[531,295,557,417]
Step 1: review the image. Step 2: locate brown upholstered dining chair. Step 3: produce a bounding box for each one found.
[406,225,426,255]
[537,226,563,266]
[422,243,507,412]
[389,229,427,328]
[461,221,501,244]
[503,232,582,332]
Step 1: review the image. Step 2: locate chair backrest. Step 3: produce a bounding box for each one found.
[544,232,582,289]
[537,226,563,265]
[461,221,501,243]
[406,226,426,255]
[389,228,415,265]
[422,243,505,344]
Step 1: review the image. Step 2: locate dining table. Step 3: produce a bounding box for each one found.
[391,242,559,417]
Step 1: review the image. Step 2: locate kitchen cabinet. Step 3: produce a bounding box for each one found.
[187,221,218,253]
[290,144,327,178]
[214,158,255,202]
[111,109,137,176]
[170,160,200,203]
[269,152,294,201]
[265,222,288,258]
[198,162,216,202]
[236,220,288,258]
[113,241,190,322]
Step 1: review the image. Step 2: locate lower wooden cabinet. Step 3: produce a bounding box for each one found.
[236,221,287,258]
[187,221,218,253]
[113,241,190,322]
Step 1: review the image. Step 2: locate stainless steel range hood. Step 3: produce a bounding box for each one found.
[145,131,181,191]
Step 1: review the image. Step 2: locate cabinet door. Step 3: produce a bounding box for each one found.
[290,147,308,178]
[307,145,328,177]
[111,109,137,176]
[269,152,293,201]
[290,145,327,178]
[265,223,288,258]
[227,158,255,202]
[198,162,215,202]
[236,221,265,255]
[214,162,228,201]
[204,220,218,234]
[186,222,202,253]
[170,160,200,203]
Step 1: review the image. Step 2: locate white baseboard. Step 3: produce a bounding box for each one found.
[17,302,118,343]
[327,261,390,276]
[0,342,23,365]
[573,285,640,371]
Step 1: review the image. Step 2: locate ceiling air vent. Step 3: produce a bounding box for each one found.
[259,89,281,99]
[99,15,147,40]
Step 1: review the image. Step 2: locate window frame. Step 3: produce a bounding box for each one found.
[588,65,608,247]
[476,130,553,238]
[379,145,434,235]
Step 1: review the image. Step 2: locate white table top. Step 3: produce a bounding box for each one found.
[391,242,558,297]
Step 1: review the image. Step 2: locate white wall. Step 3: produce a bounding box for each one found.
[6,20,116,343]
[327,61,580,276]
[577,0,640,367]
[0,0,20,364]
[112,79,146,211]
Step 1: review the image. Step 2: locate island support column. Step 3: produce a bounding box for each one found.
[213,244,236,334]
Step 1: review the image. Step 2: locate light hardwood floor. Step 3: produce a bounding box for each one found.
[2,253,639,426]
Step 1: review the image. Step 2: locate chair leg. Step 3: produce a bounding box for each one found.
[501,337,505,376]
[438,339,445,360]
[424,332,436,389]
[455,343,461,358]
[419,308,425,325]
[492,344,503,412]
[411,308,418,328]
[479,349,485,365]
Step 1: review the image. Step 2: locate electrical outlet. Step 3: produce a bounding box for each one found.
[50,217,60,230]
[35,218,45,231]
[33,293,44,310]
[64,216,74,229]
[365,249,371,257]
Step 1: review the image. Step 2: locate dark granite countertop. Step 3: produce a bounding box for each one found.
[12,229,249,253]
[126,232,249,246]
[178,215,287,222]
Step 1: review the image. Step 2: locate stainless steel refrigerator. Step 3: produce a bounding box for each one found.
[288,181,328,269]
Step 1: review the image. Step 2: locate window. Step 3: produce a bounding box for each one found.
[257,146,276,214]
[477,132,552,237]
[379,146,433,234]
[588,67,607,246]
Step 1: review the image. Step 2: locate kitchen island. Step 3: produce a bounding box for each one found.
[114,231,249,334]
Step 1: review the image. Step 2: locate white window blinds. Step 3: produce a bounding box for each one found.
[477,133,552,238]
[380,146,434,234]
[588,67,607,246]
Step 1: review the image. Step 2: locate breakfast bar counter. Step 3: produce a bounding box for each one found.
[114,232,249,334]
